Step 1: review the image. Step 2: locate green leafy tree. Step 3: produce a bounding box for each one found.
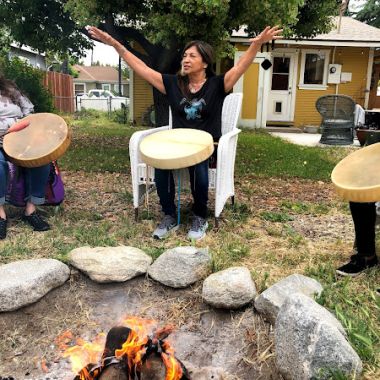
[64,0,339,124]
[1,0,340,123]
[355,0,380,28]
[0,0,92,58]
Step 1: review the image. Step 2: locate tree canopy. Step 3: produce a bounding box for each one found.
[1,0,341,124]
[0,0,92,57]
[355,0,380,28]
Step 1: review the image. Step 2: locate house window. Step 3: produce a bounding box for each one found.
[113,83,123,95]
[299,49,330,90]
[102,84,111,91]
[74,83,86,96]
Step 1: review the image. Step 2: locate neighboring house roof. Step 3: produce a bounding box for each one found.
[231,17,380,47]
[10,42,46,56]
[73,65,128,83]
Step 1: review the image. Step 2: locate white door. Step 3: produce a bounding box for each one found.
[267,54,297,122]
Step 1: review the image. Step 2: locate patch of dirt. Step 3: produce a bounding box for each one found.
[0,273,280,380]
[0,171,363,379]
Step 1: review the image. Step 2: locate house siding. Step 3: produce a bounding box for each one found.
[132,43,154,124]
[235,43,371,127]
[133,72,154,124]
[242,62,259,120]
[9,47,46,70]
[294,46,369,127]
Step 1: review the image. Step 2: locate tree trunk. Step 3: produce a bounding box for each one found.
[153,87,169,127]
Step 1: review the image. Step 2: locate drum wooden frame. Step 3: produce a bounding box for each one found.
[3,113,71,168]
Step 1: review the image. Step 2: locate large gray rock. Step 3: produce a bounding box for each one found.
[202,267,256,309]
[255,274,323,324]
[0,259,70,312]
[148,246,211,288]
[68,246,152,283]
[275,293,362,380]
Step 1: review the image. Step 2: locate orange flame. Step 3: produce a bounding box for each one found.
[161,341,183,380]
[59,333,105,376]
[57,317,183,380]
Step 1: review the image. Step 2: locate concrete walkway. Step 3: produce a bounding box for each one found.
[270,132,360,147]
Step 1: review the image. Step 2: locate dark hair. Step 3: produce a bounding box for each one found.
[177,40,215,98]
[0,74,23,108]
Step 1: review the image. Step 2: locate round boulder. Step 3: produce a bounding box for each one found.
[202,267,256,309]
[68,246,152,283]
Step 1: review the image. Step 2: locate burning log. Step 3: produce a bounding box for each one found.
[63,319,190,380]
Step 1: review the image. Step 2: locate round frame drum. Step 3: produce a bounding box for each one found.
[331,142,380,202]
[3,113,71,168]
[139,128,214,170]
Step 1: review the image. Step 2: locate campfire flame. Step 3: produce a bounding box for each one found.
[161,341,183,380]
[57,317,184,380]
[63,336,105,374]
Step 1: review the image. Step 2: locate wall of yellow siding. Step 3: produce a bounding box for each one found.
[235,44,370,127]
[242,63,259,119]
[132,43,154,124]
[133,73,154,124]
[235,44,259,120]
[294,46,369,127]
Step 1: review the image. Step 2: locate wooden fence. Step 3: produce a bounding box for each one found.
[43,71,74,113]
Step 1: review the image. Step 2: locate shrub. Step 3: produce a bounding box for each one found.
[0,55,54,112]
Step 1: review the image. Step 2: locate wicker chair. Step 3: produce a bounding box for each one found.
[129,92,243,227]
[316,95,355,145]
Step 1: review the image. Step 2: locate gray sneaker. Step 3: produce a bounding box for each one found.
[187,216,208,240]
[153,215,178,239]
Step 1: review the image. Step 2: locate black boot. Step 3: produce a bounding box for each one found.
[22,212,50,231]
[0,217,7,239]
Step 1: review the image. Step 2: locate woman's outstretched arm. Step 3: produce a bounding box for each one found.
[224,26,283,93]
[88,26,166,94]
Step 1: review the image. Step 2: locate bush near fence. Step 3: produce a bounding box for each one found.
[0,55,54,112]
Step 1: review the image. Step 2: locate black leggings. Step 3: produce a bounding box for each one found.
[349,202,377,257]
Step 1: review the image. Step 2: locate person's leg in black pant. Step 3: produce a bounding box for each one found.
[152,168,178,239]
[336,202,378,276]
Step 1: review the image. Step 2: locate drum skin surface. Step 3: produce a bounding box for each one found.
[331,142,380,202]
[139,128,214,170]
[3,113,71,168]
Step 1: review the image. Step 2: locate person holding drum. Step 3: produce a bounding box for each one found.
[88,25,282,240]
[335,202,378,276]
[0,75,51,239]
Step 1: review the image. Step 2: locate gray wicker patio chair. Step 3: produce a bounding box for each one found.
[316,95,355,145]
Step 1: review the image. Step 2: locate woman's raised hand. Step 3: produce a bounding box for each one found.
[250,26,283,46]
[87,26,116,46]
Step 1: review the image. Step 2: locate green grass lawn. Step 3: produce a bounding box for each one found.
[1,111,379,378]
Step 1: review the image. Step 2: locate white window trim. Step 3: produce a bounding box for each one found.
[102,83,111,91]
[74,82,86,94]
[299,49,330,90]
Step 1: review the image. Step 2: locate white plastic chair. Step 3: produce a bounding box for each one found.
[129,92,243,226]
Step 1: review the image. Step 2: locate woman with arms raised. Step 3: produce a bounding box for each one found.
[88,25,282,240]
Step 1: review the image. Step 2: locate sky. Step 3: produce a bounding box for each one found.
[82,41,120,66]
[81,0,368,66]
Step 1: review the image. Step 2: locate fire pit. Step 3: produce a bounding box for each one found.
[59,318,189,380]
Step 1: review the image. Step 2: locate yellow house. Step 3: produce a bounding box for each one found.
[231,17,380,128]
[131,17,380,128]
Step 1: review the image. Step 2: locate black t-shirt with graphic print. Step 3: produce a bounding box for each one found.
[162,74,227,142]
